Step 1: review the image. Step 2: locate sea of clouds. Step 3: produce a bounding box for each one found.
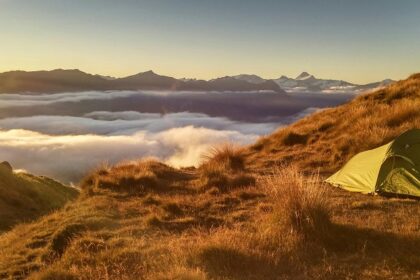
[0,91,328,184]
[0,111,283,184]
[0,90,165,108]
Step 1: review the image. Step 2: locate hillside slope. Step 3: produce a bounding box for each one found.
[0,164,79,232]
[0,74,419,280]
[246,73,420,174]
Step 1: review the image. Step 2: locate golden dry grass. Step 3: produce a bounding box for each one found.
[198,144,256,192]
[1,162,417,280]
[0,74,419,279]
[260,166,331,237]
[0,167,78,233]
[247,74,420,174]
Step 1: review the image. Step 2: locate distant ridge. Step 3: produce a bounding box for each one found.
[0,69,285,94]
[233,71,395,93]
[0,69,109,93]
[0,69,395,94]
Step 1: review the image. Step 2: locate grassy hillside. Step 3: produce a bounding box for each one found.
[0,165,79,232]
[0,74,419,279]
[246,73,420,173]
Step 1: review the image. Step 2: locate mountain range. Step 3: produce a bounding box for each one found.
[234,71,395,93]
[0,69,283,94]
[0,69,393,94]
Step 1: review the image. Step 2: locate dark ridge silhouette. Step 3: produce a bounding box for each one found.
[0,69,285,94]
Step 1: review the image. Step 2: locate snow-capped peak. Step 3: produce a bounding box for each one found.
[295,72,314,80]
[232,74,266,84]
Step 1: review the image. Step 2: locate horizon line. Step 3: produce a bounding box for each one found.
[0,67,398,85]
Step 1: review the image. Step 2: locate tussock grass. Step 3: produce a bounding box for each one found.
[81,159,189,195]
[261,166,330,237]
[199,144,255,191]
[201,144,246,171]
[248,74,420,174]
[1,162,419,279]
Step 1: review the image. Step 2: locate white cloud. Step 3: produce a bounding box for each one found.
[0,91,148,108]
[0,126,258,184]
[0,107,327,184]
[0,90,215,108]
[0,112,278,136]
[84,111,162,121]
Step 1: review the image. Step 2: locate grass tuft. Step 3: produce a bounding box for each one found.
[80,159,188,195]
[201,144,245,171]
[261,166,331,237]
[198,144,255,191]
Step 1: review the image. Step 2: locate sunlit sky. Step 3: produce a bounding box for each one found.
[1,0,419,83]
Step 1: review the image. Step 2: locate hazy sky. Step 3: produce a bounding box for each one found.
[1,0,419,83]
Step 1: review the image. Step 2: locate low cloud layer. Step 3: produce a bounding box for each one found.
[0,90,223,108]
[0,126,256,184]
[0,112,279,136]
[0,91,156,108]
[0,103,322,184]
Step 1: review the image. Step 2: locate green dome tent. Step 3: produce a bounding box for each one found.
[326,129,420,198]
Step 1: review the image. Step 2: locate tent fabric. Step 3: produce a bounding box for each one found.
[326,129,420,197]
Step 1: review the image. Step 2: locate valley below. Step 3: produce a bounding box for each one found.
[0,90,353,183]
